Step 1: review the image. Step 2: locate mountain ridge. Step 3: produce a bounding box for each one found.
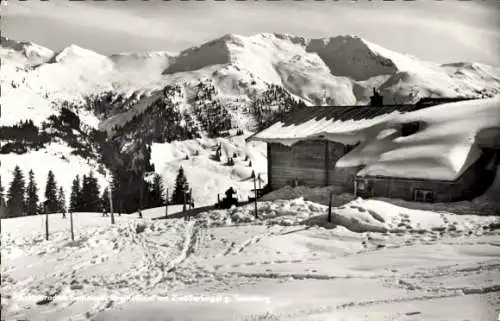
[2,33,499,210]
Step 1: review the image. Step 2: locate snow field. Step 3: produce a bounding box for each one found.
[1,195,500,321]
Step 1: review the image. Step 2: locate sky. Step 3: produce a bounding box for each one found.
[2,0,500,66]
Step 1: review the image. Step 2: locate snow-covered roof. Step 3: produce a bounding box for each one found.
[247,105,418,146]
[343,97,500,181]
[248,97,500,181]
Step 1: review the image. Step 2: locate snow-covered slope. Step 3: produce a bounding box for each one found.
[0,142,109,206]
[150,135,268,207]
[2,199,499,321]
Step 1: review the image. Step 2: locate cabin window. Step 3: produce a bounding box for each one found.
[357,179,370,191]
[413,189,434,203]
[401,122,421,137]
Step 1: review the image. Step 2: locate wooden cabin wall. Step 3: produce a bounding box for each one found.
[268,141,327,189]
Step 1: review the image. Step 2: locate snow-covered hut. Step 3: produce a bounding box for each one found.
[247,97,500,203]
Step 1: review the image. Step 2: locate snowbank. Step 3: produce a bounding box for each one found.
[261,185,355,207]
[197,197,499,234]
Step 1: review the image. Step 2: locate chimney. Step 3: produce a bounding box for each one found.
[369,88,383,106]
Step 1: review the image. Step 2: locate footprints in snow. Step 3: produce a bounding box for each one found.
[223,236,262,256]
[214,257,320,270]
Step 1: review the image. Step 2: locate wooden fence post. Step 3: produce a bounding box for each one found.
[253,174,258,219]
[327,192,333,223]
[109,186,115,225]
[183,188,186,213]
[45,212,49,240]
[70,211,74,241]
[165,188,169,218]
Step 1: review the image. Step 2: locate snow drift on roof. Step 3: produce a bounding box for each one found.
[247,105,417,146]
[339,97,500,181]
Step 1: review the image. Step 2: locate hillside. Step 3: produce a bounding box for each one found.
[1,33,500,211]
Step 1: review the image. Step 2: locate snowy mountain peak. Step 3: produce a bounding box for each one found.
[0,36,54,66]
[51,44,108,64]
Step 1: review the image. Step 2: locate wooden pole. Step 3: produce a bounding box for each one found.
[165,188,169,218]
[45,212,49,240]
[327,192,332,223]
[109,186,115,225]
[190,188,193,209]
[140,175,144,212]
[253,174,258,219]
[182,188,186,213]
[70,211,74,241]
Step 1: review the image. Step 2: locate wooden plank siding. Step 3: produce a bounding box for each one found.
[269,141,327,189]
[268,141,359,192]
[267,143,272,188]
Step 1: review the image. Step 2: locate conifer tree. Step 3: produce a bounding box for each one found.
[89,172,101,211]
[0,176,5,207]
[0,176,6,217]
[44,170,58,213]
[37,202,44,215]
[101,188,110,212]
[150,174,164,207]
[25,169,39,216]
[7,166,26,217]
[81,172,100,212]
[80,174,88,210]
[70,175,81,212]
[57,186,66,213]
[171,167,189,205]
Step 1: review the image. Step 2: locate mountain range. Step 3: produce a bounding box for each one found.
[1,32,499,210]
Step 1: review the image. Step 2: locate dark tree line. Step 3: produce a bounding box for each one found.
[250,84,306,131]
[0,120,51,154]
[191,81,233,138]
[1,166,66,218]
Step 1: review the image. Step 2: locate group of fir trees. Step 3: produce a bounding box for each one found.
[250,84,307,131]
[1,165,193,218]
[69,172,101,212]
[1,166,66,218]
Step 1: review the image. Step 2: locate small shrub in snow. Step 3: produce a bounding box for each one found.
[136,223,147,234]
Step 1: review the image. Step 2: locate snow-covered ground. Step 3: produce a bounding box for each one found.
[2,197,499,321]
